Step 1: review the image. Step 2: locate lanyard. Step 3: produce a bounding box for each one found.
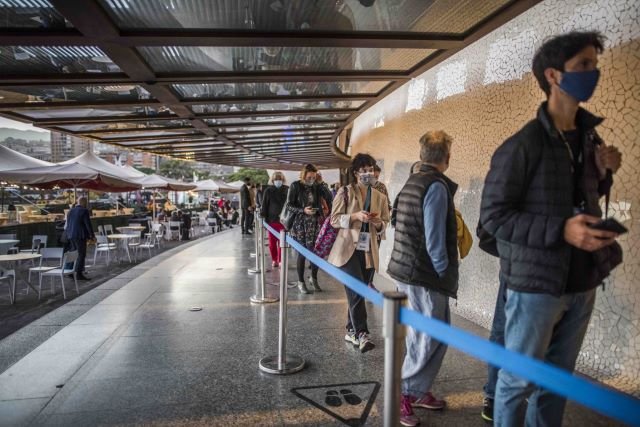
[557,128,582,174]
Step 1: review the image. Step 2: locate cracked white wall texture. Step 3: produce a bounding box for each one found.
[349,0,640,395]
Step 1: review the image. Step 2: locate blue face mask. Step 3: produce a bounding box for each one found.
[274,180,283,188]
[558,69,600,102]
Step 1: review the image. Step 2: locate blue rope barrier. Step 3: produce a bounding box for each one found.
[264,220,640,426]
[262,221,280,240]
[400,308,640,426]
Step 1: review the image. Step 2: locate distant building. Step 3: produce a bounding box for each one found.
[1,137,52,162]
[50,131,91,162]
[93,141,158,171]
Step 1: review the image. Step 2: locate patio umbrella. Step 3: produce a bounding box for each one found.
[60,150,145,180]
[0,145,56,210]
[134,174,196,218]
[0,163,141,193]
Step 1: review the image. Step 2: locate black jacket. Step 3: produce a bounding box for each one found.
[240,184,251,209]
[480,103,622,296]
[285,181,324,218]
[66,206,94,240]
[261,185,289,223]
[387,165,459,297]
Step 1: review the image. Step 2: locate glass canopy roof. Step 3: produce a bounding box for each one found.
[0,0,534,168]
[99,0,510,34]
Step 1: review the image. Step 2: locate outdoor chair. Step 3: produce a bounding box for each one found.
[20,235,47,254]
[97,225,106,236]
[123,229,141,262]
[28,247,64,297]
[93,235,113,266]
[138,233,156,258]
[39,250,79,300]
[0,267,16,304]
[104,224,115,235]
[147,223,163,248]
[168,221,181,240]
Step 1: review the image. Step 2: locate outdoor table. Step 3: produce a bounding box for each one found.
[107,234,137,263]
[116,226,146,233]
[0,239,19,255]
[0,252,41,303]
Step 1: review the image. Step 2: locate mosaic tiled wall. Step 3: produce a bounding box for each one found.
[349,0,640,395]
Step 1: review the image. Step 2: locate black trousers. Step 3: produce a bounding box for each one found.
[341,251,374,334]
[241,208,252,233]
[69,238,87,274]
[297,254,318,282]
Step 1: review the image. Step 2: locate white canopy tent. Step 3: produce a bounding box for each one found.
[134,174,196,218]
[194,179,238,193]
[61,150,144,180]
[0,145,54,171]
[0,163,141,192]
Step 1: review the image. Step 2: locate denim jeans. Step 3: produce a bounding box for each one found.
[396,281,450,397]
[483,273,507,400]
[494,288,596,427]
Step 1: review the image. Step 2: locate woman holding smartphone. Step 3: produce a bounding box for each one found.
[328,153,390,352]
[286,163,324,294]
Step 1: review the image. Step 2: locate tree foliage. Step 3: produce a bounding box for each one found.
[226,167,269,185]
[134,166,155,175]
[158,159,194,180]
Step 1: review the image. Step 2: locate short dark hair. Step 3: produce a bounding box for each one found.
[532,31,605,96]
[373,164,381,173]
[349,153,376,180]
[243,177,251,183]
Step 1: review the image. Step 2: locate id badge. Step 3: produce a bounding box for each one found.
[356,232,371,252]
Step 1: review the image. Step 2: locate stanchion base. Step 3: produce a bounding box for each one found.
[248,268,261,274]
[259,355,305,375]
[250,295,279,304]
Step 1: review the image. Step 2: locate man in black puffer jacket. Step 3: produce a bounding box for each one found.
[480,32,623,427]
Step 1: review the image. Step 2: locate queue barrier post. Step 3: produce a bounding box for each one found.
[247,214,260,274]
[382,291,407,427]
[259,229,305,375]
[250,216,278,304]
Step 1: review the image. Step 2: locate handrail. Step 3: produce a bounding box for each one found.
[263,219,640,426]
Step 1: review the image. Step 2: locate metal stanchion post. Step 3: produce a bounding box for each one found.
[249,213,257,258]
[259,230,305,375]
[248,214,261,274]
[383,291,407,427]
[250,219,278,304]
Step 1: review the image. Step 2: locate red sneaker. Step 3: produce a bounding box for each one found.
[400,395,420,426]
[411,392,446,410]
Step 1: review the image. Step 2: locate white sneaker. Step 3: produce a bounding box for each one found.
[358,332,375,353]
[344,330,359,346]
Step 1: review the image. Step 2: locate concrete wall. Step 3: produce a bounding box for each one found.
[349,0,640,395]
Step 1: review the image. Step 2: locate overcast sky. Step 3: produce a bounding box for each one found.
[0,116,49,133]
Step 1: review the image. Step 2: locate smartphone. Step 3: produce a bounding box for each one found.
[589,218,628,235]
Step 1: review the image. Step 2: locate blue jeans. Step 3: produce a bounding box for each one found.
[494,289,596,427]
[483,273,507,400]
[397,281,450,397]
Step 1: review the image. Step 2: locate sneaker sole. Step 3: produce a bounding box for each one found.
[400,418,420,427]
[412,403,445,410]
[359,341,375,353]
[481,411,493,422]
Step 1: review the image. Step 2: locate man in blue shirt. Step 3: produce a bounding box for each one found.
[388,131,460,426]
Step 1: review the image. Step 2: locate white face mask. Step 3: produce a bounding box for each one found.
[359,172,376,186]
[304,179,315,186]
[274,180,283,188]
